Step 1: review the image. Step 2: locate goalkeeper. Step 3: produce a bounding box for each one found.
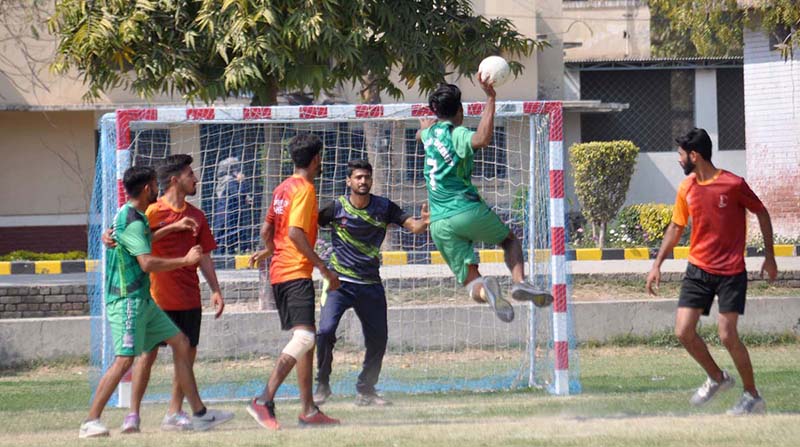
[417,76,552,323]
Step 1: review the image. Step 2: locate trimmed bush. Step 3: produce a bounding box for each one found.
[0,250,87,261]
[570,140,639,248]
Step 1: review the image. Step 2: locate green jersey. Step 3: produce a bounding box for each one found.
[105,202,152,304]
[422,121,482,221]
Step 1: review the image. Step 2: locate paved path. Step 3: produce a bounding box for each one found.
[2,256,797,287]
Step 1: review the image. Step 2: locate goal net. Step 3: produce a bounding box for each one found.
[88,101,580,406]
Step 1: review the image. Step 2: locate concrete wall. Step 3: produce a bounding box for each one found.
[743,22,800,239]
[3,296,799,366]
[563,0,650,60]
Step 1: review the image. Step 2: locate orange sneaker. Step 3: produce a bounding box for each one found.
[298,406,340,427]
[247,399,280,430]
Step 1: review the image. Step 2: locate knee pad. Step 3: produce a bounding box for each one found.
[281,329,316,360]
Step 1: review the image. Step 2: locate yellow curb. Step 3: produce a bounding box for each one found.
[34,260,62,275]
[624,248,650,260]
[575,248,602,261]
[673,246,690,259]
[479,250,504,263]
[382,251,408,266]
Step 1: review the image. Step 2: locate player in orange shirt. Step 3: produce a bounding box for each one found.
[246,134,341,429]
[647,128,777,415]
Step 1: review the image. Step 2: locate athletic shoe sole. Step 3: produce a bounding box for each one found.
[484,277,514,323]
[511,284,554,307]
[246,405,280,430]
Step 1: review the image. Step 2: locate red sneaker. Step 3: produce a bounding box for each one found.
[298,406,340,427]
[247,399,280,430]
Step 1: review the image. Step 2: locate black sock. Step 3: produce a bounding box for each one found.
[193,406,207,417]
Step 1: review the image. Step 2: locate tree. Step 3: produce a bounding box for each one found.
[48,0,544,105]
[569,141,639,249]
[649,0,800,60]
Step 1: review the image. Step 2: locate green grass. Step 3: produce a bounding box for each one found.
[1,346,800,446]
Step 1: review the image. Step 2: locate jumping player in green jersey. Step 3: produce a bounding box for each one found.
[417,75,553,322]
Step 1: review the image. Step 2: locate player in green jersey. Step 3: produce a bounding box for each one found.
[417,76,552,323]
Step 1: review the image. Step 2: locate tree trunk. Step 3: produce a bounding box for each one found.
[598,221,606,249]
[362,73,387,196]
[251,76,280,106]
[254,75,280,310]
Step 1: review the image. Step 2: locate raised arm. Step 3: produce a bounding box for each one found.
[470,74,497,149]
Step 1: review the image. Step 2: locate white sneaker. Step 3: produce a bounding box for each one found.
[690,370,735,406]
[192,408,235,432]
[727,392,766,415]
[79,419,109,438]
[161,411,193,431]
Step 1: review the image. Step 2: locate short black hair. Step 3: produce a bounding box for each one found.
[347,159,372,177]
[289,134,323,168]
[428,83,462,119]
[157,154,193,191]
[676,128,712,161]
[123,166,156,197]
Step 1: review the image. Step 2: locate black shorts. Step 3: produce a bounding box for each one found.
[158,308,202,347]
[273,278,316,330]
[678,263,747,316]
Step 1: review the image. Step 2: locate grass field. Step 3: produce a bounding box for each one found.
[2,345,799,446]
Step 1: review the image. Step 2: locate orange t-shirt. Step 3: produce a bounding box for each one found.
[146,198,217,310]
[267,175,319,285]
[672,170,765,276]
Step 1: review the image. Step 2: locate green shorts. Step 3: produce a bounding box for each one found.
[430,203,511,284]
[107,295,180,357]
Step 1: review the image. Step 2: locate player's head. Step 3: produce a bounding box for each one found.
[429,83,464,125]
[289,133,323,177]
[676,128,713,176]
[157,154,197,196]
[346,159,373,196]
[123,166,157,204]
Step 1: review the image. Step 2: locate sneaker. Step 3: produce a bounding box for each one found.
[355,392,392,407]
[690,370,735,406]
[120,413,140,434]
[161,411,193,431]
[298,406,340,427]
[313,383,332,405]
[511,281,554,308]
[191,408,234,432]
[727,392,766,415]
[247,399,280,430]
[482,277,514,323]
[78,419,109,438]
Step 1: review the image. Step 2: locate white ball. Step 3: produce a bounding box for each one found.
[478,56,511,87]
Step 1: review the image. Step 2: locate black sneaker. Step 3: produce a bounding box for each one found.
[313,383,332,405]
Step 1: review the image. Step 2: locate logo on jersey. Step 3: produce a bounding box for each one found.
[273,198,289,215]
[718,194,728,208]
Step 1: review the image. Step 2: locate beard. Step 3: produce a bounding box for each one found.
[682,159,695,176]
[351,186,370,196]
[148,188,158,204]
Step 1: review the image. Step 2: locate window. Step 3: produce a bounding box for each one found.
[716,68,745,151]
[580,69,695,152]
